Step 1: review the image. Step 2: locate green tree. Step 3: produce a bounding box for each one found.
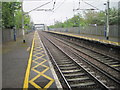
[24,14,31,30]
[2,2,21,28]
[49,7,118,28]
[15,10,22,29]
[109,8,118,25]
[2,2,32,30]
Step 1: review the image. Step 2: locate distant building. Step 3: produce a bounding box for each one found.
[34,24,48,31]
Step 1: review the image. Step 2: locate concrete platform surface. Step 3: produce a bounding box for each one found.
[47,31,120,46]
[2,32,34,89]
[2,31,62,89]
[23,31,62,89]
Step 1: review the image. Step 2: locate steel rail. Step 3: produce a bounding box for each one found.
[47,34,120,85]
[41,35,72,90]
[40,33,109,89]
[51,33,120,72]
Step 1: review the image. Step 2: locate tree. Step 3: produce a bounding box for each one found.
[24,14,31,30]
[109,8,118,25]
[2,2,32,30]
[83,10,106,25]
[2,2,21,28]
[15,10,22,29]
[49,7,118,28]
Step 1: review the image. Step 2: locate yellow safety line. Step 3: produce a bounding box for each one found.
[24,31,54,89]
[48,31,120,46]
[23,33,35,89]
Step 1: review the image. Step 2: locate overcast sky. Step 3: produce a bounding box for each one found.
[23,0,119,26]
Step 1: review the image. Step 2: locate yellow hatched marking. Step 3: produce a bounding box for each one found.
[32,68,41,74]
[33,51,44,57]
[32,59,47,69]
[29,72,54,89]
[29,74,41,82]
[33,52,45,58]
[34,48,43,52]
[41,65,49,74]
[29,81,42,89]
[33,54,45,60]
[36,47,43,49]
[28,32,54,89]
[32,60,40,64]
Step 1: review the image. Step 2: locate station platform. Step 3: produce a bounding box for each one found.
[46,31,120,46]
[23,31,61,89]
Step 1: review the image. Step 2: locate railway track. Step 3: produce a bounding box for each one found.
[39,32,109,89]
[46,32,120,78]
[50,33,120,72]
[38,31,120,89]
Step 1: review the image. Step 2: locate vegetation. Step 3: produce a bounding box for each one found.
[2,2,32,30]
[49,8,118,28]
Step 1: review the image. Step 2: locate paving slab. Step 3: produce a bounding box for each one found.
[2,32,34,89]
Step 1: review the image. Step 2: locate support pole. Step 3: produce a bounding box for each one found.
[78,0,80,34]
[22,2,25,43]
[66,17,68,32]
[106,0,109,40]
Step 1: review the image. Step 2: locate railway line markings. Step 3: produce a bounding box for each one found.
[23,33,35,89]
[23,31,54,89]
[48,31,120,46]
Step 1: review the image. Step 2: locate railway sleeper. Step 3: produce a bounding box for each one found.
[70,82,96,88]
[60,66,78,70]
[62,69,81,73]
[58,64,74,67]
[58,61,73,64]
[67,77,90,82]
[64,73,85,77]
[105,61,119,64]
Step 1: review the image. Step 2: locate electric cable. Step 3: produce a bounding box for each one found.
[53,0,66,11]
[82,0,99,10]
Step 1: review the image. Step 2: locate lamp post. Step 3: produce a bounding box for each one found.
[22,2,25,43]
[104,0,109,40]
[106,0,110,40]
[66,17,68,32]
[12,3,17,41]
[78,0,80,34]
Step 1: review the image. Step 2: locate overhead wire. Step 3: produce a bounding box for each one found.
[81,0,100,10]
[27,0,53,13]
[53,0,66,11]
[48,0,66,21]
[52,0,56,10]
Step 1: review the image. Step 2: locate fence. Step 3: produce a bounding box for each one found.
[2,29,23,43]
[50,25,119,38]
